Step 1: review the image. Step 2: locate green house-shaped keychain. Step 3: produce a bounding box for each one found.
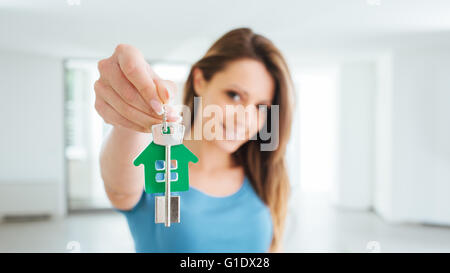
[133,123,198,194]
[133,120,198,227]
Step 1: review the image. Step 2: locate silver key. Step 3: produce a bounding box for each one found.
[152,105,184,227]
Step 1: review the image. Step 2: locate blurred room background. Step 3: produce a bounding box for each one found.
[0,0,449,252]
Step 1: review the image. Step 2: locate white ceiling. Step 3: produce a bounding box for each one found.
[1,0,450,62]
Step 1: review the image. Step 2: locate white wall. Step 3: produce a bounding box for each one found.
[374,52,395,220]
[0,50,65,218]
[290,66,339,194]
[332,61,376,210]
[374,47,450,224]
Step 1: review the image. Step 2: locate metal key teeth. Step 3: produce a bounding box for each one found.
[155,196,180,224]
[154,104,182,227]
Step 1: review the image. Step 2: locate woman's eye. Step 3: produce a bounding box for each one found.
[226,91,241,102]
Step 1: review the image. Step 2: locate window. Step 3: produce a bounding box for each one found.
[155,172,178,182]
[155,160,165,171]
[64,59,111,210]
[155,160,177,171]
[170,160,177,170]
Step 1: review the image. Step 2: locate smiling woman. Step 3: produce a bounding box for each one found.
[181,28,295,252]
[96,28,295,253]
[191,59,275,143]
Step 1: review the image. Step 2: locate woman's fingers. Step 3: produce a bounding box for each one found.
[94,98,149,133]
[98,57,160,118]
[152,78,181,121]
[94,80,161,129]
[114,44,162,109]
[96,44,183,129]
[154,78,177,104]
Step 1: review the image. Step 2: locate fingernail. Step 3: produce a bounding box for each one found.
[164,83,173,101]
[165,88,170,101]
[150,99,163,115]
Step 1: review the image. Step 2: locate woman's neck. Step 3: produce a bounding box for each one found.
[183,122,236,172]
[183,138,234,172]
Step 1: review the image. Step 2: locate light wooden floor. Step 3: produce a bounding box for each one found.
[1,191,450,253]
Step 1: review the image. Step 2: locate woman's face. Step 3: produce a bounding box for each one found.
[193,58,275,153]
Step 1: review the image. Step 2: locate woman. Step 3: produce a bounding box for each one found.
[95,28,295,253]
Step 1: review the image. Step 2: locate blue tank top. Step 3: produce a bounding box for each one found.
[115,176,273,252]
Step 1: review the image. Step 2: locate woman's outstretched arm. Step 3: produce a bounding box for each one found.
[99,126,149,211]
[94,44,179,210]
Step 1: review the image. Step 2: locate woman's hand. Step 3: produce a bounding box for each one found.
[94,44,180,133]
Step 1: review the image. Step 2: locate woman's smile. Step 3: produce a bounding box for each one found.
[220,121,247,140]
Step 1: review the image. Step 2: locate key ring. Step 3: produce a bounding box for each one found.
[162,104,168,133]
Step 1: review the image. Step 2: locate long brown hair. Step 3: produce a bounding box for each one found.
[182,28,295,252]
